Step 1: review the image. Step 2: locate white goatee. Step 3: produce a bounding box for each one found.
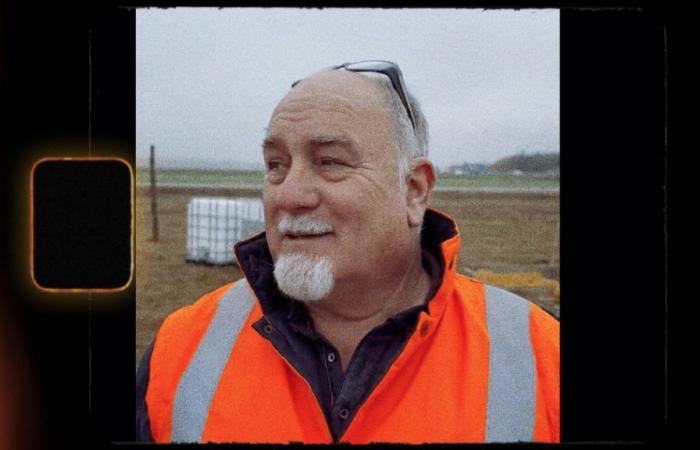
[273,253,334,303]
[273,213,335,302]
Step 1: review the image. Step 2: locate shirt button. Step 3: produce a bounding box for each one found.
[339,408,349,420]
[327,352,336,363]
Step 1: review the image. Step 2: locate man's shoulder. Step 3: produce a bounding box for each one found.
[452,272,485,295]
[452,273,559,326]
[167,281,236,319]
[155,280,244,344]
[477,281,560,352]
[453,273,527,304]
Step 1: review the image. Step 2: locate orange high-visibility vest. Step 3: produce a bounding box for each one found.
[144,225,560,444]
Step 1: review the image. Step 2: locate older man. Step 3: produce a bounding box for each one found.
[136,61,560,444]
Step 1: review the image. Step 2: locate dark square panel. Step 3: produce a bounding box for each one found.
[31,158,132,290]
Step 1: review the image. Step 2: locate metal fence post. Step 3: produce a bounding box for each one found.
[150,144,159,242]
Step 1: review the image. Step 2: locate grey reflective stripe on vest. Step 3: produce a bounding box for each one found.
[484,284,536,442]
[171,280,255,442]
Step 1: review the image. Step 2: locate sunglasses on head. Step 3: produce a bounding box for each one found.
[291,60,417,131]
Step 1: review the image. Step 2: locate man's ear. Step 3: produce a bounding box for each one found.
[405,158,436,228]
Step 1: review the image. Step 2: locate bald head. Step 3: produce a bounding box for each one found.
[269,69,428,188]
[266,70,401,182]
[287,69,389,102]
[271,71,395,145]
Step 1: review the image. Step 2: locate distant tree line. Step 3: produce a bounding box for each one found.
[488,152,559,174]
[443,152,559,176]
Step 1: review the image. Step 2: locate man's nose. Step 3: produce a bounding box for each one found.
[272,162,320,212]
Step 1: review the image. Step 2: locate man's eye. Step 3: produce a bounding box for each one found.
[266,160,283,171]
[264,160,286,183]
[320,158,342,167]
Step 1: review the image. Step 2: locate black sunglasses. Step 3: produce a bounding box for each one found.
[291,60,417,131]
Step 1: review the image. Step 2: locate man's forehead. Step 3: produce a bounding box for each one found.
[269,71,387,123]
[291,69,385,99]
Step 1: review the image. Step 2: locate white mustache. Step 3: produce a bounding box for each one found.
[277,214,333,235]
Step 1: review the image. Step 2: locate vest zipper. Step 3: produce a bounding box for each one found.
[265,340,335,443]
[334,329,421,442]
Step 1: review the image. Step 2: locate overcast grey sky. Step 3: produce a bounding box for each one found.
[136,8,559,171]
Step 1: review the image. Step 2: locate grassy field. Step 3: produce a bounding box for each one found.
[435,174,559,190]
[135,168,559,190]
[135,168,264,186]
[136,186,560,365]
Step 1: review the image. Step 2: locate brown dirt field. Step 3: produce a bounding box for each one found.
[135,186,559,365]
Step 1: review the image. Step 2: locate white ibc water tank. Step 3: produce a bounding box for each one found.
[186,197,265,265]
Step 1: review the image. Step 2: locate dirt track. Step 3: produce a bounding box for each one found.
[136,187,559,365]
